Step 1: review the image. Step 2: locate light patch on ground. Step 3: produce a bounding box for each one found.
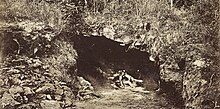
[75,87,173,109]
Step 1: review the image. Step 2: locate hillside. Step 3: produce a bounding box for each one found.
[0,0,219,109]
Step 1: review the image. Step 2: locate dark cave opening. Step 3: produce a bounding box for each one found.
[72,35,184,107]
[73,35,160,90]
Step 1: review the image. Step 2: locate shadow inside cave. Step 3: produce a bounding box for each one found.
[73,35,160,91]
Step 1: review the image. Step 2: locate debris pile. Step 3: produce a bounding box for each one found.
[0,56,77,109]
[0,23,78,109]
[75,76,100,100]
[109,70,143,89]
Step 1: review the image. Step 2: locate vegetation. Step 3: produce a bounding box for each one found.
[0,0,219,109]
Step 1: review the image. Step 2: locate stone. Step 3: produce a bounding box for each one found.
[9,85,24,96]
[54,95,62,101]
[103,27,115,39]
[35,83,55,93]
[7,68,20,74]
[31,59,42,68]
[46,94,52,100]
[0,78,4,86]
[0,92,21,108]
[0,88,8,97]
[63,97,73,107]
[23,86,34,95]
[40,100,61,109]
[10,75,22,85]
[63,90,74,107]
[62,85,71,91]
[55,86,64,95]
[193,60,205,67]
[36,94,47,100]
[76,76,93,90]
[23,96,29,103]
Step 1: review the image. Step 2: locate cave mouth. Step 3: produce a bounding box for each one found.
[73,35,160,90]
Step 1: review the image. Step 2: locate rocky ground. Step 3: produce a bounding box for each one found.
[0,0,220,109]
[75,87,176,109]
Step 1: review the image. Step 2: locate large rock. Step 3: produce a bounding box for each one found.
[0,92,21,108]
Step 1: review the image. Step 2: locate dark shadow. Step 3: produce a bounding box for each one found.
[73,35,160,90]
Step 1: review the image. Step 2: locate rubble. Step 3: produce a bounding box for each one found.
[0,24,78,109]
[75,76,99,100]
[109,70,143,89]
[17,102,40,109]
[35,83,56,94]
[60,85,75,107]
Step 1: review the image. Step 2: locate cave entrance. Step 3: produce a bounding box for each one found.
[74,35,160,90]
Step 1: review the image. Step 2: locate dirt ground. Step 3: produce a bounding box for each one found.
[75,87,177,109]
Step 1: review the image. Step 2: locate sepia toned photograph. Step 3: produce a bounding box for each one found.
[0,0,219,109]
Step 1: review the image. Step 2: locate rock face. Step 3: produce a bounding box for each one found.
[182,48,218,108]
[0,22,78,109]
